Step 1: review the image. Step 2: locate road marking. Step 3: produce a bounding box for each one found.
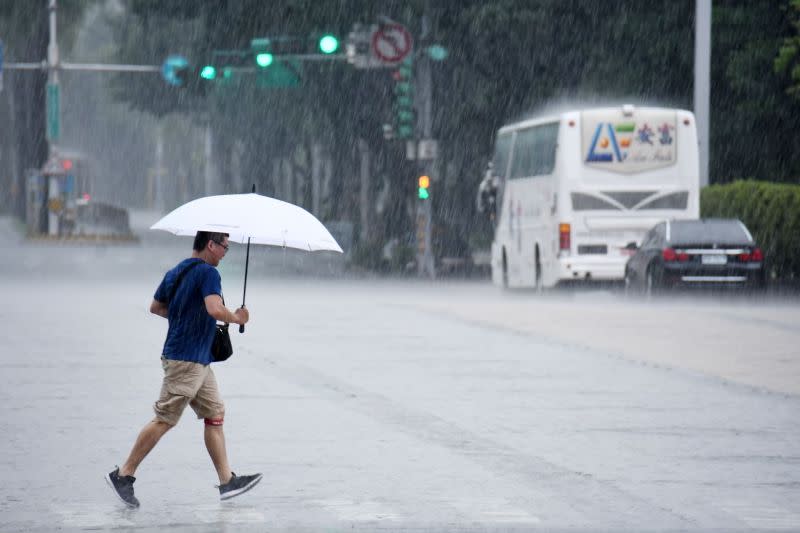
[194,503,266,524]
[446,497,541,523]
[721,501,800,530]
[53,504,135,528]
[315,498,400,522]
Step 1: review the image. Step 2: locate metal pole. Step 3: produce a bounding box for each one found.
[46,0,59,154]
[205,123,214,195]
[695,0,711,187]
[239,183,256,334]
[420,4,435,279]
[239,237,250,334]
[358,138,370,242]
[155,124,164,209]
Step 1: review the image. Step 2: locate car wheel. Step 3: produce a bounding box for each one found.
[624,268,633,297]
[502,250,509,289]
[645,265,661,297]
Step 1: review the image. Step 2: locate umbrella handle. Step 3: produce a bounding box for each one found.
[240,237,251,335]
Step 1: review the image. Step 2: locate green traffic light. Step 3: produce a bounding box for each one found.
[398,125,414,139]
[256,52,274,67]
[418,187,429,200]
[396,110,414,122]
[427,45,449,61]
[200,65,216,80]
[319,34,339,54]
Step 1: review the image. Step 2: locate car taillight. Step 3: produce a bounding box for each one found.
[559,223,571,251]
[662,248,689,261]
[739,247,763,262]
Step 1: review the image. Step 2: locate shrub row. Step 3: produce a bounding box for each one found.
[701,180,800,280]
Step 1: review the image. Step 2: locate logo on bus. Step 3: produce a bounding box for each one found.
[584,120,676,173]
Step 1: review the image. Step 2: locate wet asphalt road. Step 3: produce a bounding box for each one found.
[2,215,799,533]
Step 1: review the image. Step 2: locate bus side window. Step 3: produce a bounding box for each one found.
[492,134,512,180]
[510,123,559,179]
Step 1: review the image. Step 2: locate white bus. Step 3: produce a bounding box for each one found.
[484,105,700,288]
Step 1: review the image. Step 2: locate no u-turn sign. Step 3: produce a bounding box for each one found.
[371,24,413,65]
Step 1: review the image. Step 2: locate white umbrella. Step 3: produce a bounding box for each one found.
[150,192,343,253]
[151,191,343,332]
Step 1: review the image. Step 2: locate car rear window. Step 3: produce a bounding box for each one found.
[670,220,752,245]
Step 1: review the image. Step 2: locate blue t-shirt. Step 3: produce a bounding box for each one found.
[154,258,222,365]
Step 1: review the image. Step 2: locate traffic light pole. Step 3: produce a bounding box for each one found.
[4,1,162,154]
[416,7,435,279]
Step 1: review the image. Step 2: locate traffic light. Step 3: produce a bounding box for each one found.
[200,64,216,80]
[392,57,414,139]
[418,175,430,200]
[161,55,217,90]
[318,34,340,54]
[162,55,190,86]
[251,38,274,67]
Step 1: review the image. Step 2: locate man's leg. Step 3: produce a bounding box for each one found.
[119,419,172,477]
[194,367,261,499]
[203,419,232,484]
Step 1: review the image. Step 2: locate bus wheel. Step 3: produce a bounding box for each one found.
[534,246,542,293]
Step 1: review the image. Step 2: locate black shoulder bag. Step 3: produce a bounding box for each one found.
[167,260,233,363]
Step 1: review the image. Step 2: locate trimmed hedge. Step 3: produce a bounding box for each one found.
[701,181,800,280]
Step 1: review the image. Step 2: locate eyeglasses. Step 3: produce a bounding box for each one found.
[212,240,229,252]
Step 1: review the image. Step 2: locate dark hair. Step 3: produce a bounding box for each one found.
[193,231,230,251]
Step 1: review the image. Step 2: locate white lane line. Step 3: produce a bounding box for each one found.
[194,503,266,524]
[722,501,800,530]
[447,497,541,524]
[315,498,401,522]
[53,505,135,528]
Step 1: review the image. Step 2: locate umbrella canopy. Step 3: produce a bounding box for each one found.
[150,193,343,253]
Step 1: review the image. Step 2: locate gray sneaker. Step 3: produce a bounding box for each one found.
[105,467,140,508]
[218,472,262,500]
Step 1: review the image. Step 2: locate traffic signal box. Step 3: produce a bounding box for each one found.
[164,34,341,89]
[392,57,414,140]
[418,175,430,200]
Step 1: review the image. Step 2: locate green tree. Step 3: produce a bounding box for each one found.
[713,1,799,183]
[775,0,800,98]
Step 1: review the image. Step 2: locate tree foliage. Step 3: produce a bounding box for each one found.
[775,0,800,98]
[104,0,800,259]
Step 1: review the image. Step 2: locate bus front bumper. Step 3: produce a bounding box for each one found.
[557,254,628,282]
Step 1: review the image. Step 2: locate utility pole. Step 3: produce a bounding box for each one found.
[695,0,711,188]
[416,5,435,279]
[204,123,215,196]
[5,0,162,157]
[358,138,371,241]
[46,0,59,152]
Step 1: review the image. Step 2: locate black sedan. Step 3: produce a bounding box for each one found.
[624,219,765,292]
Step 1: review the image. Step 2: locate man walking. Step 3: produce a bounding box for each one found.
[106,231,261,508]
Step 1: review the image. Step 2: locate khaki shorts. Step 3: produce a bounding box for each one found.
[153,358,225,426]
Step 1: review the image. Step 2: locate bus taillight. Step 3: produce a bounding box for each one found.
[559,223,571,251]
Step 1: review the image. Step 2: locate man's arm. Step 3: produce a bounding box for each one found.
[150,299,169,319]
[204,294,249,325]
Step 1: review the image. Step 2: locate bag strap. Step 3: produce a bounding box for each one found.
[167,259,203,304]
